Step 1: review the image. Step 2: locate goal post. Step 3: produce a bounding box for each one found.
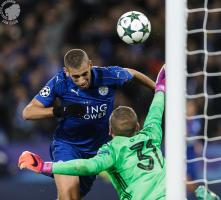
[166,0,187,200]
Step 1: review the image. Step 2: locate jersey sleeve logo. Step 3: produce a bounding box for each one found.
[40,86,51,97]
[97,149,110,155]
[98,86,109,96]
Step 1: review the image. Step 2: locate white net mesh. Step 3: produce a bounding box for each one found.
[186,0,221,198]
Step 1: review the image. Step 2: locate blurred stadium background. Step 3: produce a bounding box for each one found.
[0,0,220,199]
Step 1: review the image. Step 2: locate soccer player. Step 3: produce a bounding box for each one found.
[19,66,166,200]
[22,49,155,200]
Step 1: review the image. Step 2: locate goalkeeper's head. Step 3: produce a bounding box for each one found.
[109,106,140,137]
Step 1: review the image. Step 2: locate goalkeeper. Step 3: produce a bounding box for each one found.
[19,66,166,200]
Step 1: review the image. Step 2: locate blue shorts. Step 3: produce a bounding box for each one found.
[50,140,97,197]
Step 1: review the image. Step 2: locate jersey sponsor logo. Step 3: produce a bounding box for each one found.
[84,103,108,120]
[71,88,79,96]
[98,86,109,96]
[40,86,50,97]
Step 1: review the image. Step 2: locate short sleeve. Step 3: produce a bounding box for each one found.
[95,66,133,86]
[34,77,56,107]
[108,66,133,86]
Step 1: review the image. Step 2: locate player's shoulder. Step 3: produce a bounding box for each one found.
[132,132,149,141]
[92,65,123,70]
[108,136,130,149]
[92,66,127,82]
[137,126,162,146]
[92,65,123,74]
[96,141,116,157]
[49,69,67,85]
[54,69,66,82]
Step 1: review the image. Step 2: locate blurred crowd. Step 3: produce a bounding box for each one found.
[0,0,165,143]
[0,0,220,197]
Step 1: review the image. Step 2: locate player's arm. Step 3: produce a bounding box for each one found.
[18,144,115,176]
[22,99,54,120]
[23,98,86,120]
[23,77,57,120]
[52,150,114,176]
[125,68,155,90]
[143,66,165,127]
[53,144,115,175]
[139,66,165,142]
[23,75,86,120]
[104,66,154,90]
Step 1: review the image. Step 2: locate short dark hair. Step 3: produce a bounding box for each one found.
[64,49,89,68]
[109,106,138,137]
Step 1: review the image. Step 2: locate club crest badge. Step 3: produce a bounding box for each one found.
[98,86,109,96]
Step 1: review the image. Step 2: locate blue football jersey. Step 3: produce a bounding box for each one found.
[35,66,133,153]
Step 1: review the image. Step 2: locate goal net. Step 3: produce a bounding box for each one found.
[166,0,221,199]
[186,0,221,199]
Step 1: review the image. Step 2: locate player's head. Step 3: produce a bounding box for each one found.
[109,106,140,137]
[64,49,92,89]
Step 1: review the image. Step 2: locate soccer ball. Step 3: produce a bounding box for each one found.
[117,11,151,44]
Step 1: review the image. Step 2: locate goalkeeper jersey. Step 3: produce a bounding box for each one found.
[52,92,165,200]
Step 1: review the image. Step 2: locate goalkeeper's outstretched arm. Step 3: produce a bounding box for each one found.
[139,66,165,140]
[143,91,165,129]
[52,158,112,176]
[18,144,115,176]
[144,65,165,127]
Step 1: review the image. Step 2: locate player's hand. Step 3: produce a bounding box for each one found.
[18,151,53,174]
[18,151,43,173]
[53,103,86,118]
[155,65,165,93]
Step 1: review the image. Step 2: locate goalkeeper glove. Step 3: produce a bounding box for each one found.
[18,151,52,174]
[155,65,165,93]
[53,103,86,118]
[195,185,220,200]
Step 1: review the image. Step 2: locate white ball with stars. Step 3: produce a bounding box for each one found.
[117,11,151,45]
